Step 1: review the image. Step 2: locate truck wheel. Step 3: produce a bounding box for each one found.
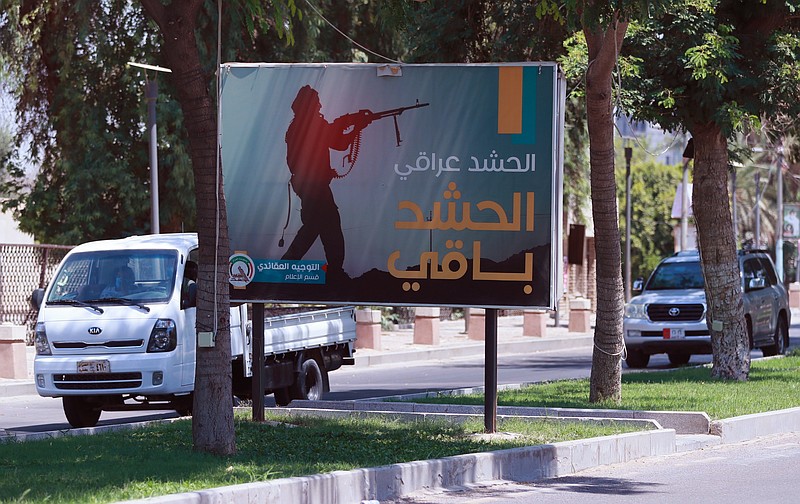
[290,357,324,401]
[63,396,102,428]
[625,349,650,369]
[173,394,193,417]
[274,388,291,407]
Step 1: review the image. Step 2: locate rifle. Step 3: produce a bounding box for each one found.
[335,100,430,147]
[369,100,430,146]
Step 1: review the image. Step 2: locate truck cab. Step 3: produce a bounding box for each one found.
[31,233,247,427]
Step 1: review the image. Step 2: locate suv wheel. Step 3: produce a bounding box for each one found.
[625,349,650,369]
[763,317,788,357]
[668,353,691,366]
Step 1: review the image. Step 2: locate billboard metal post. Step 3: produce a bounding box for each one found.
[484,308,498,433]
[251,303,265,422]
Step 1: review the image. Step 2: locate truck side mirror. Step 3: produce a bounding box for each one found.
[181,283,197,309]
[31,288,45,311]
[632,278,644,292]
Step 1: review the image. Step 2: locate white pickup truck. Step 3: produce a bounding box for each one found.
[30,233,356,428]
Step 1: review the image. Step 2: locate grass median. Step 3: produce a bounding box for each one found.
[411,352,800,420]
[2,353,799,503]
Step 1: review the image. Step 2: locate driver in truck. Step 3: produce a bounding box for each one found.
[101,266,136,297]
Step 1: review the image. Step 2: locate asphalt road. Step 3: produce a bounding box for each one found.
[388,431,800,503]
[1,341,788,434]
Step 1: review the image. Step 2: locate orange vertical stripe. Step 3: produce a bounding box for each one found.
[498,67,523,134]
[526,192,534,231]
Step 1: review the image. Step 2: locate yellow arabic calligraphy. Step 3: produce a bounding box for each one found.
[395,183,534,232]
[387,241,533,282]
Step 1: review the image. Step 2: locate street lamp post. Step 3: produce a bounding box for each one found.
[681,138,694,251]
[755,170,761,246]
[625,145,633,302]
[777,143,785,280]
[127,61,172,235]
[145,79,160,234]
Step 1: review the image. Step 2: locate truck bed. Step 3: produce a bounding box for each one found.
[262,306,356,356]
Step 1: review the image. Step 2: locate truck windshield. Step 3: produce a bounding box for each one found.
[46,249,178,304]
[645,260,705,290]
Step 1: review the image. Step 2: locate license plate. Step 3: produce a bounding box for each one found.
[77,360,110,373]
[662,328,685,340]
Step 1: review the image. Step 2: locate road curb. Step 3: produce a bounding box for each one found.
[0,380,35,398]
[117,429,677,504]
[288,400,711,435]
[711,406,800,443]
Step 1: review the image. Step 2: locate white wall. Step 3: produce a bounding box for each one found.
[0,210,33,244]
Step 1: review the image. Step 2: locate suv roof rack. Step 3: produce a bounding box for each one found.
[671,249,699,257]
[738,248,770,256]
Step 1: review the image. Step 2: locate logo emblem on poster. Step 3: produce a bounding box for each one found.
[229,253,255,288]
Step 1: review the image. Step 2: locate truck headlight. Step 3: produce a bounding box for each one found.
[34,322,51,355]
[147,319,177,352]
[624,303,648,320]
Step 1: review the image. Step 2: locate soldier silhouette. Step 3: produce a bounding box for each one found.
[280,85,372,281]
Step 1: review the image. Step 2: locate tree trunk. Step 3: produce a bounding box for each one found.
[584,20,628,403]
[690,123,750,381]
[140,0,236,454]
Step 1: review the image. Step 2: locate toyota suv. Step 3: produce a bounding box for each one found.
[623,249,790,368]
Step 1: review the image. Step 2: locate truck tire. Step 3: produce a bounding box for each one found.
[289,357,325,401]
[63,396,102,428]
[173,394,193,417]
[274,388,291,407]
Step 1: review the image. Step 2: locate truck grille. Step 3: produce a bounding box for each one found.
[53,372,142,390]
[647,303,704,322]
[53,340,144,349]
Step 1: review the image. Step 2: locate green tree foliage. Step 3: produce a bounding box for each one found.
[0,1,195,244]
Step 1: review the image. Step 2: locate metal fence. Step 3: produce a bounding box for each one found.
[0,243,73,343]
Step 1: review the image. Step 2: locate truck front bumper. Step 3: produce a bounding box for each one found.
[34,353,190,397]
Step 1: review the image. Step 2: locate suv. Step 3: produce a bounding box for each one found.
[623,249,790,368]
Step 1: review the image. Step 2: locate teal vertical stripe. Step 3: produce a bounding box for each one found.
[511,66,538,145]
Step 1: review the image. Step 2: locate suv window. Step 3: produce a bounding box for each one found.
[743,257,770,291]
[646,260,704,290]
[757,257,778,285]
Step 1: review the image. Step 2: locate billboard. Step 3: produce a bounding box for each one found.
[784,204,800,239]
[221,63,565,308]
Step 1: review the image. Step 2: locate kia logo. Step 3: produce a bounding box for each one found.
[668,307,681,317]
[88,327,102,335]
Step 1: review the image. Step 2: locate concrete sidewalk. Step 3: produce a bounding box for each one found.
[353,312,595,367]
